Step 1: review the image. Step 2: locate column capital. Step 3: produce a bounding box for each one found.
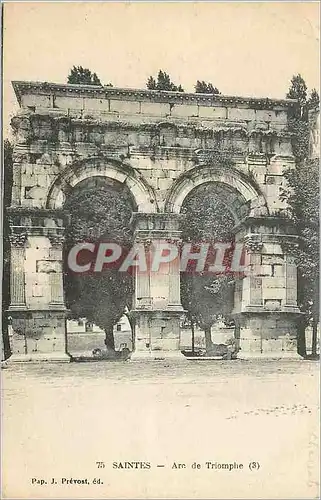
[243,233,263,253]
[9,230,27,248]
[48,231,65,248]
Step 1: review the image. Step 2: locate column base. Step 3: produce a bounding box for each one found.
[7,352,71,363]
[236,350,303,360]
[130,349,187,361]
[234,311,301,360]
[9,309,69,362]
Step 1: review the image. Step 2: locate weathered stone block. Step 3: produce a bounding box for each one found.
[273,264,284,277]
[198,106,227,119]
[259,265,272,276]
[36,261,62,273]
[55,96,84,109]
[157,178,171,191]
[264,298,282,310]
[10,333,27,355]
[255,109,276,122]
[262,339,283,351]
[84,97,110,111]
[263,277,286,289]
[110,100,140,114]
[140,102,170,116]
[171,104,198,117]
[264,287,286,302]
[228,107,256,121]
[263,243,283,255]
[22,94,51,108]
[261,255,284,265]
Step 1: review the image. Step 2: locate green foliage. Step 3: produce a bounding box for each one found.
[146,70,184,92]
[288,117,309,164]
[67,66,110,86]
[4,140,13,207]
[195,80,220,94]
[286,73,308,118]
[181,274,234,333]
[283,158,319,319]
[287,75,319,119]
[283,74,320,354]
[147,76,157,90]
[64,181,134,350]
[308,88,320,109]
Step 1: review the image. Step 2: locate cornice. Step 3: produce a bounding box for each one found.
[12,80,298,110]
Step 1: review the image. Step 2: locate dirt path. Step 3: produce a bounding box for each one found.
[2,359,319,499]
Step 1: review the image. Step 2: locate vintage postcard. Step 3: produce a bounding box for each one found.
[1,2,320,499]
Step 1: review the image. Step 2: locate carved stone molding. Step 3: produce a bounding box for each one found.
[134,238,153,249]
[243,234,263,253]
[13,81,297,109]
[9,231,27,248]
[48,232,65,248]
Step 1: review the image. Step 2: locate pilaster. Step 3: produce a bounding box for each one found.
[233,217,302,358]
[7,208,70,362]
[131,213,185,360]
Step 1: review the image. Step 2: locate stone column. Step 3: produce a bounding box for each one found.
[233,222,301,359]
[131,213,185,360]
[9,231,27,309]
[8,230,28,357]
[48,233,65,306]
[234,233,265,356]
[282,240,299,309]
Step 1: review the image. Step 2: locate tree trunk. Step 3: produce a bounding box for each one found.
[191,320,195,354]
[312,316,318,357]
[124,311,135,350]
[204,326,213,354]
[104,326,115,352]
[297,317,307,357]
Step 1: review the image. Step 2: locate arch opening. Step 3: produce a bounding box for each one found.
[165,164,268,222]
[62,173,136,360]
[178,176,253,358]
[46,156,158,213]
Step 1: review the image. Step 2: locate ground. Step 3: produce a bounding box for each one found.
[2,359,319,499]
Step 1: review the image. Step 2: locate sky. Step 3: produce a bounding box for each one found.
[3,2,320,137]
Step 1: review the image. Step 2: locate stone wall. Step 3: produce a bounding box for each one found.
[11,81,295,215]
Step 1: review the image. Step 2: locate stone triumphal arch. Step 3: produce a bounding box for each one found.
[8,81,301,361]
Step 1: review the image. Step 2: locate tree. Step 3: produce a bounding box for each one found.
[67,272,132,351]
[308,88,320,109]
[195,80,220,94]
[181,274,234,352]
[67,66,111,86]
[286,73,308,118]
[146,70,184,92]
[147,76,157,90]
[283,74,320,357]
[286,77,320,161]
[64,180,134,352]
[283,158,319,357]
[2,140,14,359]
